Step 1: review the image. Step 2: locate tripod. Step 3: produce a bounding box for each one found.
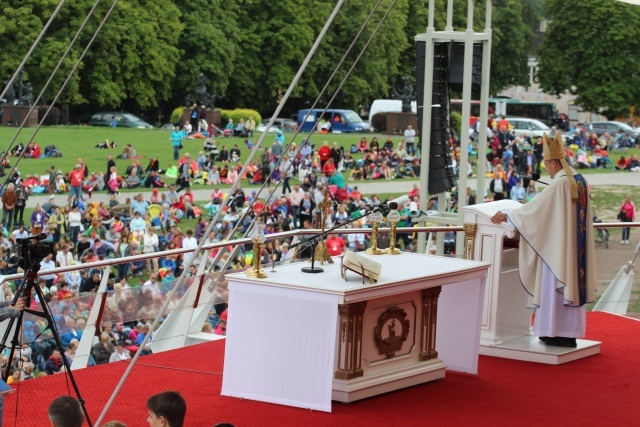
[0,261,93,426]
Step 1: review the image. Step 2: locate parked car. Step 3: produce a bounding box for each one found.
[275,118,298,131]
[507,117,573,145]
[256,123,280,133]
[257,118,296,133]
[87,112,152,128]
[582,121,639,138]
[297,109,370,133]
[507,117,550,139]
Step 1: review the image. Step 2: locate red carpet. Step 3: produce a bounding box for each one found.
[4,311,639,426]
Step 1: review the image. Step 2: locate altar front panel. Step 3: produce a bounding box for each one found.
[221,282,339,412]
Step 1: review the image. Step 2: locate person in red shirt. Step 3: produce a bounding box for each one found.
[26,142,41,158]
[252,198,264,216]
[349,187,362,201]
[325,234,346,256]
[322,158,337,177]
[68,164,85,205]
[318,141,332,168]
[497,116,510,131]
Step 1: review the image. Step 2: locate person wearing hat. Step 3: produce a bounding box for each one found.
[491,132,597,348]
[150,188,162,204]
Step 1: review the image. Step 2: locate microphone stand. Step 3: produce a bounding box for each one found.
[291,206,380,274]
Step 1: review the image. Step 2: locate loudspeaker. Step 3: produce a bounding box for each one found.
[415,41,457,195]
[448,42,483,96]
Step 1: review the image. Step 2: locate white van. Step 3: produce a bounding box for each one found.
[369,99,417,131]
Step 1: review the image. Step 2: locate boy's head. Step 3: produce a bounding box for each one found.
[146,391,186,427]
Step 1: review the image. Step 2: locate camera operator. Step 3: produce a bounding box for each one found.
[0,295,26,420]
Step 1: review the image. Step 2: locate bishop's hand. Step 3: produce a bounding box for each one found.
[490,212,508,224]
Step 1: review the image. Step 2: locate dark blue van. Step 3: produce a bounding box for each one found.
[297,109,369,133]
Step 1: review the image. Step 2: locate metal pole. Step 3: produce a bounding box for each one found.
[476,0,492,200]
[456,0,475,254]
[446,0,454,31]
[417,1,437,253]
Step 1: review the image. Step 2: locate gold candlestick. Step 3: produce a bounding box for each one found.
[386,206,402,255]
[314,189,334,264]
[246,221,268,278]
[365,210,386,255]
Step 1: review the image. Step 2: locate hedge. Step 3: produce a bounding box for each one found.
[170,107,185,125]
[220,109,262,125]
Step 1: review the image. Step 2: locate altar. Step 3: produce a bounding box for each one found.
[221,253,490,411]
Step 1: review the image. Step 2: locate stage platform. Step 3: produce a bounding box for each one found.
[4,311,639,426]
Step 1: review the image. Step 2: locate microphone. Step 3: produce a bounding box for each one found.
[521,172,548,187]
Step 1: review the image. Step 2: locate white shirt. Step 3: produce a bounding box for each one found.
[182,236,198,249]
[40,259,56,280]
[143,279,161,295]
[143,233,159,253]
[56,251,73,267]
[404,128,416,143]
[69,211,82,227]
[12,229,29,241]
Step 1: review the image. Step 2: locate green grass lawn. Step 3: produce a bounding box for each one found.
[0,127,408,184]
[4,126,637,187]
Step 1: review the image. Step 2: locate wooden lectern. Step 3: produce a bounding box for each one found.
[462,200,601,365]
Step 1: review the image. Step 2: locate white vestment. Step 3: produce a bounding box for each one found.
[532,263,586,338]
[506,169,596,338]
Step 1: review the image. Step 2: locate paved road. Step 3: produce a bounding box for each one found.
[25,172,640,208]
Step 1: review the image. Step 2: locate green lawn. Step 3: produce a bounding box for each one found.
[2,126,638,184]
[0,127,407,184]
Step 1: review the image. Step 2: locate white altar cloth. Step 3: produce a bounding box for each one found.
[221,253,489,411]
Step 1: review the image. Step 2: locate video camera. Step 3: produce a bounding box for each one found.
[15,233,54,270]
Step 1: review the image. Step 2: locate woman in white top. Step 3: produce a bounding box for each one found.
[346,226,367,252]
[143,228,159,274]
[109,342,131,363]
[68,205,83,243]
[207,166,221,185]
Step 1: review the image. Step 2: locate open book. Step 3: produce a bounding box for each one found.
[341,250,382,284]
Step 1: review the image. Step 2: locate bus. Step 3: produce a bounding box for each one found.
[450,98,567,129]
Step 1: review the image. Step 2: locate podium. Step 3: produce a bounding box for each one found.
[221,253,489,411]
[462,200,601,364]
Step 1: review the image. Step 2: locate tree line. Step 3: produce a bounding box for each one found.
[0,0,542,122]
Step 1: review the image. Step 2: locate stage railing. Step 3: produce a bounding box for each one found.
[4,222,638,371]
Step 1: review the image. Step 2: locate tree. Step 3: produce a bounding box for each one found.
[537,0,640,118]
[490,0,531,94]
[305,0,410,109]
[0,1,55,97]
[225,0,317,112]
[80,0,183,109]
[171,0,240,108]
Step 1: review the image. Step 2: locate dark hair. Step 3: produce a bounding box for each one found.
[146,391,186,427]
[48,396,84,427]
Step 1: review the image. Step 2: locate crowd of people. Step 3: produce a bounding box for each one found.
[0,123,433,387]
[0,114,637,390]
[478,116,638,202]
